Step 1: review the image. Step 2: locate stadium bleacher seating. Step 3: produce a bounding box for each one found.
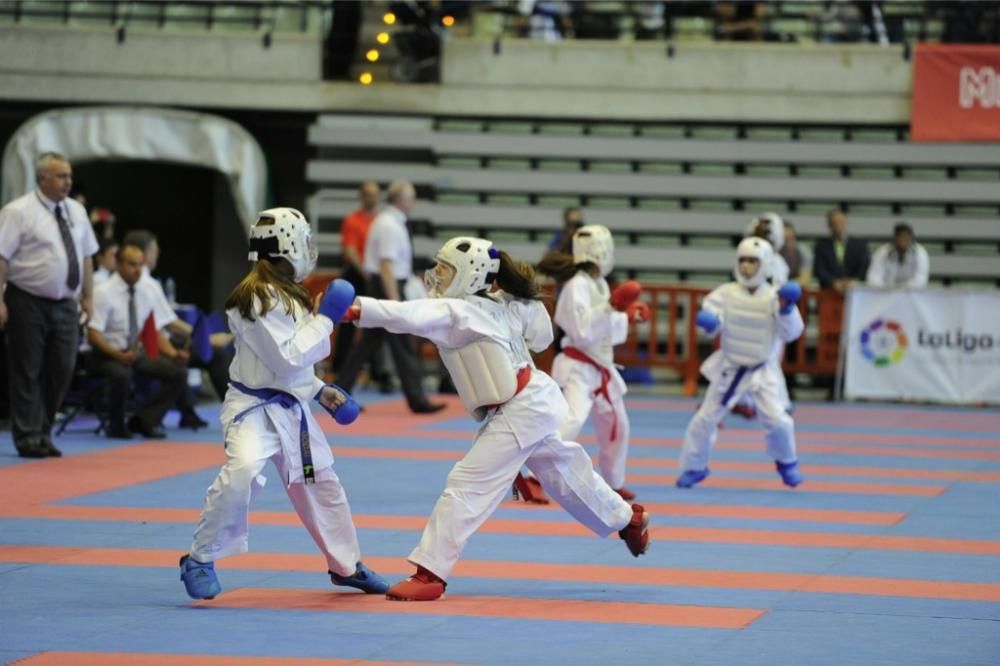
[307,115,1000,287]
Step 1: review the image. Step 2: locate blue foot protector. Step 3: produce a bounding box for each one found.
[329,561,390,594]
[675,468,711,488]
[180,554,222,600]
[776,460,804,487]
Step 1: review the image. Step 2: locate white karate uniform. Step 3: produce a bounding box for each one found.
[356,292,634,581]
[550,271,631,489]
[189,287,363,577]
[680,282,804,473]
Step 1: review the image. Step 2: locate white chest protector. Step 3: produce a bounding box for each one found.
[721,285,778,367]
[439,295,534,421]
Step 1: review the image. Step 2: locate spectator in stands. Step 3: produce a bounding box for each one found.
[124,229,228,409]
[713,2,766,41]
[333,180,444,414]
[0,152,98,458]
[516,0,574,40]
[87,243,192,439]
[549,206,585,253]
[813,209,870,292]
[866,222,929,289]
[93,237,119,287]
[780,221,812,285]
[334,181,388,390]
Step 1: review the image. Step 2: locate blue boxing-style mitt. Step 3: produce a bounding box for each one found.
[777,281,802,315]
[318,279,356,323]
[315,384,361,425]
[695,309,721,334]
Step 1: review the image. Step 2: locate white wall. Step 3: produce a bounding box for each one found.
[0,25,912,123]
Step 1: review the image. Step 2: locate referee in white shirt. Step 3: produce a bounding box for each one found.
[333,180,443,414]
[0,153,98,458]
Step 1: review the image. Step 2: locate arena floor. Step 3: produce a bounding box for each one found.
[1,393,998,665]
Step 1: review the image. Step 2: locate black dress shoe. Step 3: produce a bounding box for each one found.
[16,442,49,459]
[128,416,167,439]
[106,424,133,440]
[411,403,446,415]
[41,439,63,457]
[178,411,209,430]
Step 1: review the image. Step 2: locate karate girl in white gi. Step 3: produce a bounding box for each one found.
[537,225,649,500]
[179,207,388,600]
[342,237,651,601]
[677,237,805,489]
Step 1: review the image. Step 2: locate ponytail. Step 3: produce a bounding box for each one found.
[537,249,587,283]
[495,251,540,300]
[225,259,312,321]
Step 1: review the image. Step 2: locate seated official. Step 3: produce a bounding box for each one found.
[87,243,201,439]
[866,223,930,289]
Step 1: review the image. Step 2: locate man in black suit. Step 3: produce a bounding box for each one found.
[813,209,871,292]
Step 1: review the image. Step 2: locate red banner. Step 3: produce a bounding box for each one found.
[911,44,1000,142]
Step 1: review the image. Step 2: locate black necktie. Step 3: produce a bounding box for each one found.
[54,203,81,291]
[127,285,139,348]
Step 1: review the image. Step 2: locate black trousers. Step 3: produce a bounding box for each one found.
[88,350,189,429]
[333,276,432,410]
[5,284,78,448]
[332,263,386,381]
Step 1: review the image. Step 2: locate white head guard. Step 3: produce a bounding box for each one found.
[746,212,785,252]
[573,224,614,277]
[425,236,500,299]
[247,207,318,282]
[735,236,773,289]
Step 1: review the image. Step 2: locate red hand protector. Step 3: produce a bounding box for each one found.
[626,301,650,323]
[610,280,642,311]
[342,305,361,322]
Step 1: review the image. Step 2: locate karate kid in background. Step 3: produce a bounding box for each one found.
[677,236,805,489]
[537,224,649,500]
[726,212,795,421]
[179,207,389,600]
[342,237,651,601]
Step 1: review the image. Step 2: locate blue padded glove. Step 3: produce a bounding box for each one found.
[695,309,720,334]
[314,384,361,425]
[318,279,356,323]
[777,281,802,315]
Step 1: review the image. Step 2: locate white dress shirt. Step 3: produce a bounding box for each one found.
[866,242,930,288]
[362,205,412,280]
[0,190,98,300]
[89,273,165,349]
[93,266,114,287]
[139,265,178,330]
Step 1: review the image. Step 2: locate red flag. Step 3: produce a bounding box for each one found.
[140,313,160,359]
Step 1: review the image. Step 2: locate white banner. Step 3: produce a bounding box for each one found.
[843,287,1000,405]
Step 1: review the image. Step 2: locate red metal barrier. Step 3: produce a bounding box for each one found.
[615,285,844,395]
[304,273,844,393]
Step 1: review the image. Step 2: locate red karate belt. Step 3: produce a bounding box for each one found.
[484,366,532,411]
[562,346,618,441]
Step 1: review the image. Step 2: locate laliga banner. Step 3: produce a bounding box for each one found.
[911,44,1000,141]
[843,287,1000,405]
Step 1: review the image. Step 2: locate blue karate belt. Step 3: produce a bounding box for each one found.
[230,381,315,483]
[720,361,766,408]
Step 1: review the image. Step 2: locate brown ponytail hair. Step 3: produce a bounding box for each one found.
[537,249,596,283]
[494,250,540,300]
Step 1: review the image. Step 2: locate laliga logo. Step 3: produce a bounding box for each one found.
[959,67,1000,109]
[860,319,907,367]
